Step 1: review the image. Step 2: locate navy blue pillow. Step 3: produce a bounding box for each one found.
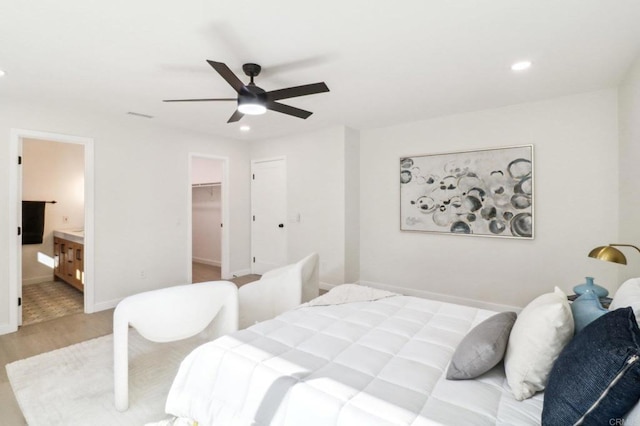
[542,307,640,425]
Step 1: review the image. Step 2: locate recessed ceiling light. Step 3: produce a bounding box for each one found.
[0,69,6,77]
[511,61,532,71]
[240,125,251,132]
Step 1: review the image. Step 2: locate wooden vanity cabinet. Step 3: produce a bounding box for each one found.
[53,237,84,292]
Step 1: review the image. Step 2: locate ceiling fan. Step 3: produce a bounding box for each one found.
[163,60,330,123]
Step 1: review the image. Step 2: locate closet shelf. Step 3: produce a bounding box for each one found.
[192,182,221,188]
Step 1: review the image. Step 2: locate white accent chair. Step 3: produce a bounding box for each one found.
[113,281,238,411]
[238,253,319,329]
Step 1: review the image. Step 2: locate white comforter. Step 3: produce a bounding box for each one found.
[165,293,543,425]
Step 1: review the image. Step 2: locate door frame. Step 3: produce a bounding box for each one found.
[9,128,95,332]
[187,153,230,281]
[251,156,287,274]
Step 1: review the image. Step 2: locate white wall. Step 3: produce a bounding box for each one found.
[0,99,251,333]
[250,127,355,286]
[344,127,360,283]
[192,157,223,185]
[619,56,640,282]
[360,90,620,308]
[22,139,85,284]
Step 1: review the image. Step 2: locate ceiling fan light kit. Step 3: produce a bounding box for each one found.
[164,60,329,123]
[237,101,267,115]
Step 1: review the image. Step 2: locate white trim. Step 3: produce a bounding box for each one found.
[188,154,230,282]
[8,135,19,333]
[8,129,95,334]
[192,258,222,267]
[93,297,122,312]
[251,155,287,165]
[358,280,522,313]
[0,324,15,335]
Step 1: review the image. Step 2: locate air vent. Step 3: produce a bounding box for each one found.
[126,112,154,119]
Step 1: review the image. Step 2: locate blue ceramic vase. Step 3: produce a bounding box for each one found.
[571,291,608,334]
[573,276,608,298]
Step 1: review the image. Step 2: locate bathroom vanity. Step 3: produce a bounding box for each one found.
[53,230,84,292]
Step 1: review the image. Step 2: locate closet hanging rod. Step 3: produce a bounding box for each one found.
[24,200,57,204]
[192,182,221,187]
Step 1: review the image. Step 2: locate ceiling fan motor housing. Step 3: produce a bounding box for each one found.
[242,63,262,78]
[238,84,267,114]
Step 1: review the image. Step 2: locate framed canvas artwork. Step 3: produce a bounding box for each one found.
[400,145,533,238]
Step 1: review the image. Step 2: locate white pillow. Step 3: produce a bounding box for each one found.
[609,278,640,322]
[504,287,574,401]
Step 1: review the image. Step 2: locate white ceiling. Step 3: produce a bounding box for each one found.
[2,0,640,141]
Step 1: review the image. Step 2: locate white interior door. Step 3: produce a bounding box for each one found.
[251,158,287,274]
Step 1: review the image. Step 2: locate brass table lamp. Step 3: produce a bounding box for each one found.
[588,244,640,265]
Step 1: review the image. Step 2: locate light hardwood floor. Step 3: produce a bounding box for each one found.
[192,262,260,286]
[1,265,260,424]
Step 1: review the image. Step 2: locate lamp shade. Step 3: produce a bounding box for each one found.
[588,246,627,265]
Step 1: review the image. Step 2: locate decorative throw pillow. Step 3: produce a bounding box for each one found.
[504,287,574,401]
[571,291,608,334]
[542,307,640,425]
[446,311,517,380]
[610,277,640,323]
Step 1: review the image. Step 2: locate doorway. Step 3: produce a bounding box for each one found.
[189,154,229,282]
[251,157,287,274]
[21,139,85,325]
[9,129,94,333]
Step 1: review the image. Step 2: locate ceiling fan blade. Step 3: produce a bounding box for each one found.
[163,98,236,102]
[207,60,245,93]
[227,110,245,123]
[266,82,329,101]
[266,101,313,119]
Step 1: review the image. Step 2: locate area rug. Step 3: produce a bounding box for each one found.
[6,329,210,426]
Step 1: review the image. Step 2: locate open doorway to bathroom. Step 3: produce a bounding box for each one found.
[190,155,229,283]
[20,138,85,326]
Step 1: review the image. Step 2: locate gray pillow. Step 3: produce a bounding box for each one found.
[446,311,517,380]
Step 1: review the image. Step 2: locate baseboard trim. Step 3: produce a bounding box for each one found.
[358,280,522,313]
[92,298,121,312]
[0,323,17,336]
[193,258,221,267]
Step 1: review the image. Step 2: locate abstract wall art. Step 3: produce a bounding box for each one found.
[400,145,533,238]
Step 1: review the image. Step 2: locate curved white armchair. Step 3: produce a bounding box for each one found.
[113,281,238,411]
[238,253,319,329]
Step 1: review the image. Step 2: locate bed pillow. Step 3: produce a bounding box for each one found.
[542,307,640,425]
[446,311,517,380]
[504,287,574,401]
[610,278,640,322]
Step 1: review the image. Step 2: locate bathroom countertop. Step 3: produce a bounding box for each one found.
[53,229,84,244]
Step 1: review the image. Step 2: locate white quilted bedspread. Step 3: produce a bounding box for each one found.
[165,295,543,425]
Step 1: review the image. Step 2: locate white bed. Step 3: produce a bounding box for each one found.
[164,290,543,425]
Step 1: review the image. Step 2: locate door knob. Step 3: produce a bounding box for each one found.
[278,224,284,228]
